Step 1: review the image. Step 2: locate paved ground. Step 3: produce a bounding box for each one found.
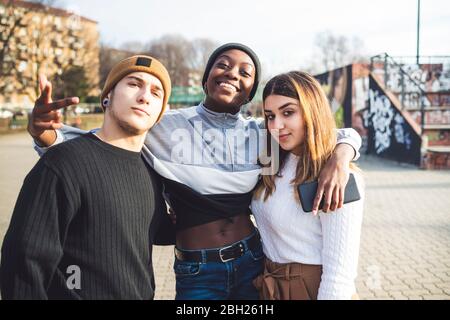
[1,132,449,300]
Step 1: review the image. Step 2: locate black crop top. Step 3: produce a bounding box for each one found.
[162,178,253,231]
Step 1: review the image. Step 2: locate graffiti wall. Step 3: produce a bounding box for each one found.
[315,65,353,128]
[409,108,450,126]
[423,130,450,147]
[409,108,450,146]
[372,60,450,108]
[365,75,422,165]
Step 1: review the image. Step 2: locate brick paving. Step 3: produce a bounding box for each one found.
[1,132,449,300]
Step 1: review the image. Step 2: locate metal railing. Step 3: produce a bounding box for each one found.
[370,54,450,97]
[391,56,450,97]
[370,53,429,131]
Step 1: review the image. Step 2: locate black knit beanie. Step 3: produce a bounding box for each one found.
[202,43,261,102]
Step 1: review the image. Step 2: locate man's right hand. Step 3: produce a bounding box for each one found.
[28,74,79,147]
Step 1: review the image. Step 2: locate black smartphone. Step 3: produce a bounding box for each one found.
[297,173,361,213]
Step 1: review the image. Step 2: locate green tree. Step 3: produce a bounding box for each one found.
[52,66,89,102]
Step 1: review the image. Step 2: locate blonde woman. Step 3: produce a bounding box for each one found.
[251,71,364,300]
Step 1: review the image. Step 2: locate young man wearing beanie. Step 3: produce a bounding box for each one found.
[0,55,175,300]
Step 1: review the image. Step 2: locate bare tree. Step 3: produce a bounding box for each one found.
[98,35,218,89]
[144,35,219,86]
[312,31,368,73]
[146,34,195,86]
[99,44,134,89]
[190,38,218,72]
[120,41,146,54]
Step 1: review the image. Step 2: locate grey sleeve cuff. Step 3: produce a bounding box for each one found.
[33,129,64,157]
[336,128,362,161]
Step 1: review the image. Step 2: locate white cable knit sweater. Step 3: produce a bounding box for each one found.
[251,153,364,300]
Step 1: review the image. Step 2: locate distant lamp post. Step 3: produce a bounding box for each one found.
[416,0,421,65]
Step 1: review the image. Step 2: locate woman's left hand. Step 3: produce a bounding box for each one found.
[312,144,354,215]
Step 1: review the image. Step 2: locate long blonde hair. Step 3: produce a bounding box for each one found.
[254,71,340,201]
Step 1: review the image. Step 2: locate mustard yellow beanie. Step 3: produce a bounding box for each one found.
[101,55,171,123]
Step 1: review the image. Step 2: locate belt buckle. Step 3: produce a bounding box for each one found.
[174,247,183,261]
[219,243,243,263]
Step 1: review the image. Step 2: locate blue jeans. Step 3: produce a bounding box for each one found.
[174,231,264,300]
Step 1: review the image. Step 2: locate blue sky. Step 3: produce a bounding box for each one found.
[60,0,450,77]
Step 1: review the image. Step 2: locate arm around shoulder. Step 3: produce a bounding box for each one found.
[33,125,91,157]
[336,128,362,161]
